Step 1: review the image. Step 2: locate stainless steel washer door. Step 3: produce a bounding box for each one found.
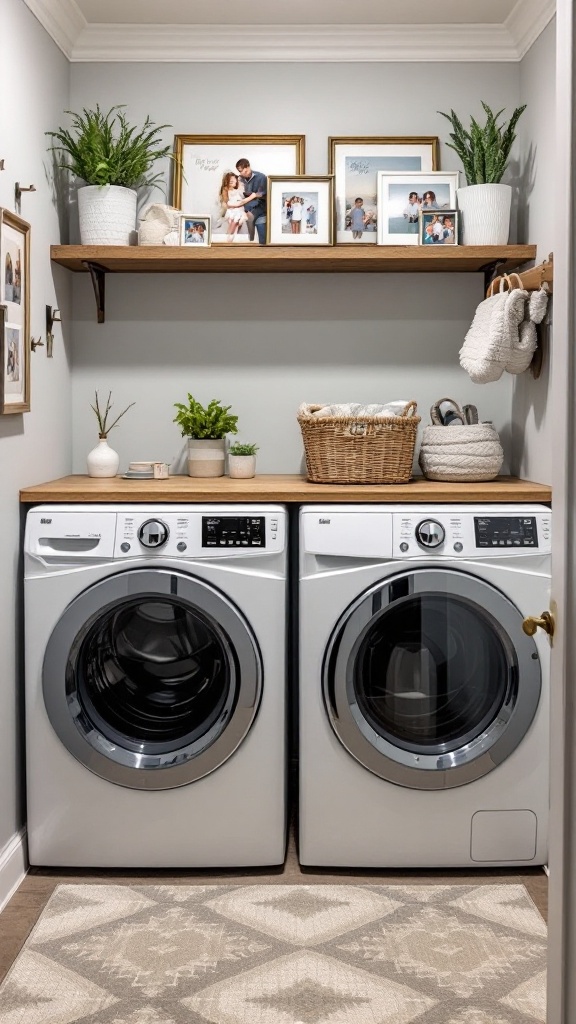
[43,569,262,790]
[324,569,541,790]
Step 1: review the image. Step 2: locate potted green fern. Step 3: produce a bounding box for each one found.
[438,101,526,244]
[47,105,171,245]
[228,442,259,480]
[174,395,238,478]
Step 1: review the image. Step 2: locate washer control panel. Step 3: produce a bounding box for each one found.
[202,516,266,548]
[392,507,551,558]
[474,516,538,548]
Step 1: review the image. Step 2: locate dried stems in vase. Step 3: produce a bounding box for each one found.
[91,390,135,439]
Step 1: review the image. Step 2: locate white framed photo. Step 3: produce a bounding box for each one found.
[267,176,334,245]
[377,171,459,245]
[179,215,211,246]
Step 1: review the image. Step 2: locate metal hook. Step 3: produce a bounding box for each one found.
[15,182,37,214]
[46,305,61,358]
[0,160,5,171]
[30,336,44,352]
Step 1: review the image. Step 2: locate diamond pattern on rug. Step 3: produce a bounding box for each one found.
[183,949,437,1024]
[0,883,547,1024]
[206,884,402,946]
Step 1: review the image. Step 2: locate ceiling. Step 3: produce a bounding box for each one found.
[24,0,556,62]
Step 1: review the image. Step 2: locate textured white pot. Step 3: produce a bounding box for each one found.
[187,438,226,478]
[78,185,137,245]
[229,454,256,479]
[87,437,120,478]
[457,183,512,245]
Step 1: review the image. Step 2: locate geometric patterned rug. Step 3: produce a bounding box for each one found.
[0,883,546,1024]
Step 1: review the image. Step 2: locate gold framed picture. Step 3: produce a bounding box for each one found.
[329,136,439,245]
[267,176,334,246]
[0,209,30,414]
[172,135,306,244]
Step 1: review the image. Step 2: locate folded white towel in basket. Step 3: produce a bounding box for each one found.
[311,401,410,418]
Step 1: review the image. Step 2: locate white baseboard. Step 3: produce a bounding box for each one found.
[0,829,27,913]
[543,864,550,877]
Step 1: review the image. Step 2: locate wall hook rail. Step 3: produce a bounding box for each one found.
[81,261,107,323]
[488,252,554,297]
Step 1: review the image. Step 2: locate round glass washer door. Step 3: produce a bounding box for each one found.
[324,568,541,790]
[43,569,262,790]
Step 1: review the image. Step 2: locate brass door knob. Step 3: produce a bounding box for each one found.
[522,611,555,638]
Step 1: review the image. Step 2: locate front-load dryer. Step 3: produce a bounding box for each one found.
[25,504,287,867]
[299,504,551,868]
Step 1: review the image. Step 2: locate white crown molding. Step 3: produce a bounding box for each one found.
[22,0,556,63]
[23,0,86,59]
[506,0,556,60]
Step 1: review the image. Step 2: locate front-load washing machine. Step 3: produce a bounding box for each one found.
[299,504,551,868]
[25,504,287,867]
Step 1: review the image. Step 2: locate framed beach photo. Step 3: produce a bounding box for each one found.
[172,135,305,244]
[329,137,439,245]
[377,171,459,245]
[179,215,212,246]
[419,209,459,246]
[0,209,30,413]
[267,176,334,246]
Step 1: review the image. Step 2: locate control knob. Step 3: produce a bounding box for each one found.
[138,519,169,548]
[415,519,445,549]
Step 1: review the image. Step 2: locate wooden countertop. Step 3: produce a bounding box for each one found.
[20,474,552,504]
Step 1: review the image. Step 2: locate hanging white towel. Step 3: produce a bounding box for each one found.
[459,282,513,383]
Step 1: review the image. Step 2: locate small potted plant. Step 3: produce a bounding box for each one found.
[438,101,526,245]
[228,442,259,480]
[87,390,135,477]
[47,105,172,245]
[173,394,238,478]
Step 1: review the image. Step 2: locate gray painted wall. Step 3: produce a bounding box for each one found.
[68,61,520,473]
[512,18,556,484]
[0,0,72,853]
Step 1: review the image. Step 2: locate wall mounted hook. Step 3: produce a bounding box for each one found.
[15,182,36,215]
[0,160,5,171]
[46,305,61,358]
[30,336,44,352]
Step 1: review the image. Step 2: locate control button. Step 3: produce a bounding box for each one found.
[271,519,278,529]
[400,542,409,552]
[176,541,187,552]
[138,519,169,548]
[453,542,463,552]
[415,519,445,549]
[120,542,131,553]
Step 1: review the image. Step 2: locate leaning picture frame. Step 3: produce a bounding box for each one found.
[0,209,30,414]
[172,135,306,244]
[419,209,459,246]
[267,176,335,246]
[377,171,459,245]
[329,136,439,245]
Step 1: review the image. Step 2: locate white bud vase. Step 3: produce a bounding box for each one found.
[87,436,120,478]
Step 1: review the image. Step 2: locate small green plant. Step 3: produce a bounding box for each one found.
[46,105,172,189]
[437,101,526,185]
[91,390,135,438]
[229,442,259,456]
[174,395,239,439]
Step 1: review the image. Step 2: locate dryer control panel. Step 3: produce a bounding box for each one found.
[202,516,266,548]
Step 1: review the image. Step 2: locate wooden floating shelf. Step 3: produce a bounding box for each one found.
[20,474,552,505]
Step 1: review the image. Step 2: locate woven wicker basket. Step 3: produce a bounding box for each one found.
[297,402,420,484]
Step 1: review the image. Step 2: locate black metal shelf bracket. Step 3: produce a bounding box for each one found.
[480,258,508,296]
[82,261,107,323]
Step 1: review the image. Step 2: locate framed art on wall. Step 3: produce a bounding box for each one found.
[172,135,306,244]
[329,137,439,244]
[0,209,30,414]
[377,171,459,245]
[267,176,334,245]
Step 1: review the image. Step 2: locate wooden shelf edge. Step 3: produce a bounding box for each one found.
[20,474,552,504]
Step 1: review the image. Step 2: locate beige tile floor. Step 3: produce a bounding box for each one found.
[0,828,547,986]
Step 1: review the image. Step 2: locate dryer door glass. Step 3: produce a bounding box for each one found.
[325,568,542,790]
[43,569,262,790]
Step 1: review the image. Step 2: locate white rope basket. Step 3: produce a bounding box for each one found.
[418,423,504,482]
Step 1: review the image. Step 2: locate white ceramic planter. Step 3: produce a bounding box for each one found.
[456,183,512,245]
[229,454,256,479]
[78,185,137,245]
[187,438,226,478]
[87,437,120,478]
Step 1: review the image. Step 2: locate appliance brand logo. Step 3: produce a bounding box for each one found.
[319,518,331,524]
[40,518,52,524]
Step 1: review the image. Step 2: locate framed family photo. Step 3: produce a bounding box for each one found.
[329,137,439,245]
[376,171,459,245]
[0,209,30,414]
[172,135,305,244]
[419,209,459,245]
[179,215,212,246]
[267,177,334,245]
